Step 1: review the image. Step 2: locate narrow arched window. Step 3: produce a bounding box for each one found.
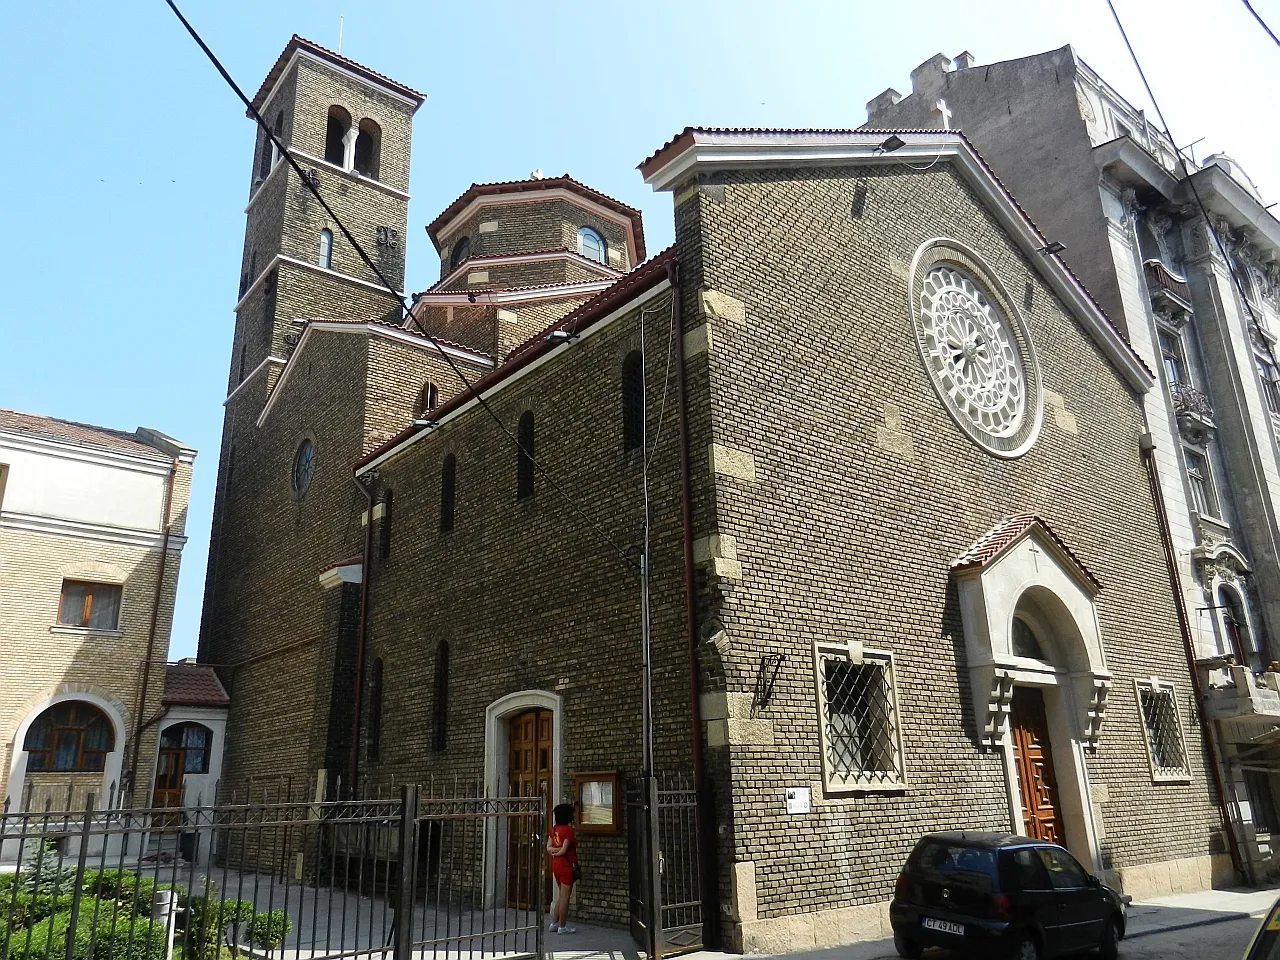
[24,702,114,772]
[432,641,449,750]
[318,229,333,269]
[368,658,384,762]
[237,344,247,384]
[577,227,606,263]
[621,350,644,451]
[325,106,351,166]
[417,381,439,416]
[256,130,272,182]
[1221,586,1255,666]
[516,412,535,499]
[271,111,284,167]
[450,237,470,271]
[354,119,380,178]
[440,454,456,532]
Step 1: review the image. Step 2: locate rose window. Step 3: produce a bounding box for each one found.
[919,267,1025,437]
[909,241,1042,458]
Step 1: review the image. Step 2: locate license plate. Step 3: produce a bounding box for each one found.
[922,917,964,936]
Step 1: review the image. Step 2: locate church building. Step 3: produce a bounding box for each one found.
[201,37,1237,953]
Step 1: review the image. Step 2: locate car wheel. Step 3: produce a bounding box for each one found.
[1009,935,1039,960]
[1098,915,1122,959]
[892,932,923,959]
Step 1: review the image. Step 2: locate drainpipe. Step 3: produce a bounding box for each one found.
[1141,434,1244,879]
[349,471,376,796]
[130,457,179,794]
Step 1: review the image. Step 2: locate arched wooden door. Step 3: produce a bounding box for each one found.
[506,709,553,908]
[1010,687,1064,843]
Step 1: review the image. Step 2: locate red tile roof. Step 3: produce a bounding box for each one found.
[951,514,1102,590]
[0,409,166,458]
[250,35,425,114]
[425,175,647,260]
[359,247,676,469]
[163,662,230,708]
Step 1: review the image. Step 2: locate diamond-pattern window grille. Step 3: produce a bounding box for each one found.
[1137,681,1190,781]
[817,646,905,790]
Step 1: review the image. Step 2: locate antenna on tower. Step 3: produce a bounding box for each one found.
[338,15,344,54]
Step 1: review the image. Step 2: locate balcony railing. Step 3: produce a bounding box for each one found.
[1145,259,1193,312]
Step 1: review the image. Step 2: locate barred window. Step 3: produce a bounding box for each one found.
[1136,679,1190,782]
[815,644,905,791]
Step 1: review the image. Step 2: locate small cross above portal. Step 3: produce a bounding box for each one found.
[933,98,953,131]
[1027,540,1043,572]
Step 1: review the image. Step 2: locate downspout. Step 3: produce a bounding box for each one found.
[668,260,704,791]
[1141,435,1244,879]
[129,457,179,792]
[349,471,376,796]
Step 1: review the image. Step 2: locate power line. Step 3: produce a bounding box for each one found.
[1243,0,1280,48]
[162,0,637,568]
[1105,0,1275,363]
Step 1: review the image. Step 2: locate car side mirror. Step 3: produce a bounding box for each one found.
[1085,875,1100,887]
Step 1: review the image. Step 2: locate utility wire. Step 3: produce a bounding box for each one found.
[1243,0,1280,48]
[163,0,637,568]
[1105,0,1277,366]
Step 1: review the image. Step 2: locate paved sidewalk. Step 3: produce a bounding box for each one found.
[542,885,1280,960]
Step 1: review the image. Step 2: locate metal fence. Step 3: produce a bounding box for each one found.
[1,779,545,960]
[625,774,709,956]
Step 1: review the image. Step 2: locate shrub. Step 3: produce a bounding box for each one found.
[82,871,183,913]
[247,911,290,950]
[22,840,77,900]
[3,902,166,960]
[185,897,253,960]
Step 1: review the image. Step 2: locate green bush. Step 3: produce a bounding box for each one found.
[81,871,183,912]
[19,841,77,901]
[247,911,290,950]
[184,897,253,960]
[0,888,59,927]
[3,902,166,960]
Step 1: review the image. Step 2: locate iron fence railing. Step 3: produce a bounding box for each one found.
[1,779,546,960]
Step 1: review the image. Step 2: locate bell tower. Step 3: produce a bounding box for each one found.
[228,36,425,392]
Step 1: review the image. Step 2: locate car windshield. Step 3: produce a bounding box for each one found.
[910,841,999,892]
[1246,900,1280,960]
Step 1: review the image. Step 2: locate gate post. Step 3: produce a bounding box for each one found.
[646,776,663,960]
[393,784,418,960]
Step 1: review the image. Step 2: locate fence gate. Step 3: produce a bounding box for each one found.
[626,773,709,956]
[1,778,547,960]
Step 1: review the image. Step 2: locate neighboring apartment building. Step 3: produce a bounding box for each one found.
[865,45,1280,881]
[201,35,1240,953]
[0,410,196,813]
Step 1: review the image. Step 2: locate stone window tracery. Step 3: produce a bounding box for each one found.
[910,240,1042,457]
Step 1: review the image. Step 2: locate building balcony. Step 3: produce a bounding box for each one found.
[1170,382,1216,442]
[1145,259,1194,315]
[1198,660,1280,729]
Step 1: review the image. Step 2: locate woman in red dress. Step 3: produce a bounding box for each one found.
[547,803,578,934]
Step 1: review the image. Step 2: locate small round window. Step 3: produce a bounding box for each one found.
[292,439,315,498]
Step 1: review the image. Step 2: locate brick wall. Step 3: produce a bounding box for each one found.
[671,161,1221,936]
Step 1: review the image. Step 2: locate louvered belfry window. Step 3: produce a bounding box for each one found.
[815,644,905,791]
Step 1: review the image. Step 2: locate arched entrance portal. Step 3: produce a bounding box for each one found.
[506,709,552,907]
[952,515,1113,871]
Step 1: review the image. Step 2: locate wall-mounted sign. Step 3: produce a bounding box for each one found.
[785,787,810,814]
[572,771,619,833]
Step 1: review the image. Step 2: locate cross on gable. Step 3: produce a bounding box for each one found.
[1027,540,1043,572]
[932,98,953,131]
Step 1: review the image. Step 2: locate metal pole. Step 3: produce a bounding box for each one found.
[151,889,178,960]
[64,794,95,960]
[393,784,418,960]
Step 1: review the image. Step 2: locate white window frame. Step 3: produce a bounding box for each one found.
[1134,678,1191,783]
[1255,352,1280,418]
[1182,446,1222,521]
[577,226,607,264]
[813,642,907,794]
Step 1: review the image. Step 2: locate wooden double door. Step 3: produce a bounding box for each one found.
[1010,687,1065,844]
[507,709,553,908]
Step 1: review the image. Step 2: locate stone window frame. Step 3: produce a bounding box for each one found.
[1134,678,1192,784]
[812,641,907,794]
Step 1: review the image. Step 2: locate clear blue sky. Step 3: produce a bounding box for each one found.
[2,0,1275,659]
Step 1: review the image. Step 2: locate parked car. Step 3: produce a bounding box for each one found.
[1241,897,1280,959]
[890,831,1127,960]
